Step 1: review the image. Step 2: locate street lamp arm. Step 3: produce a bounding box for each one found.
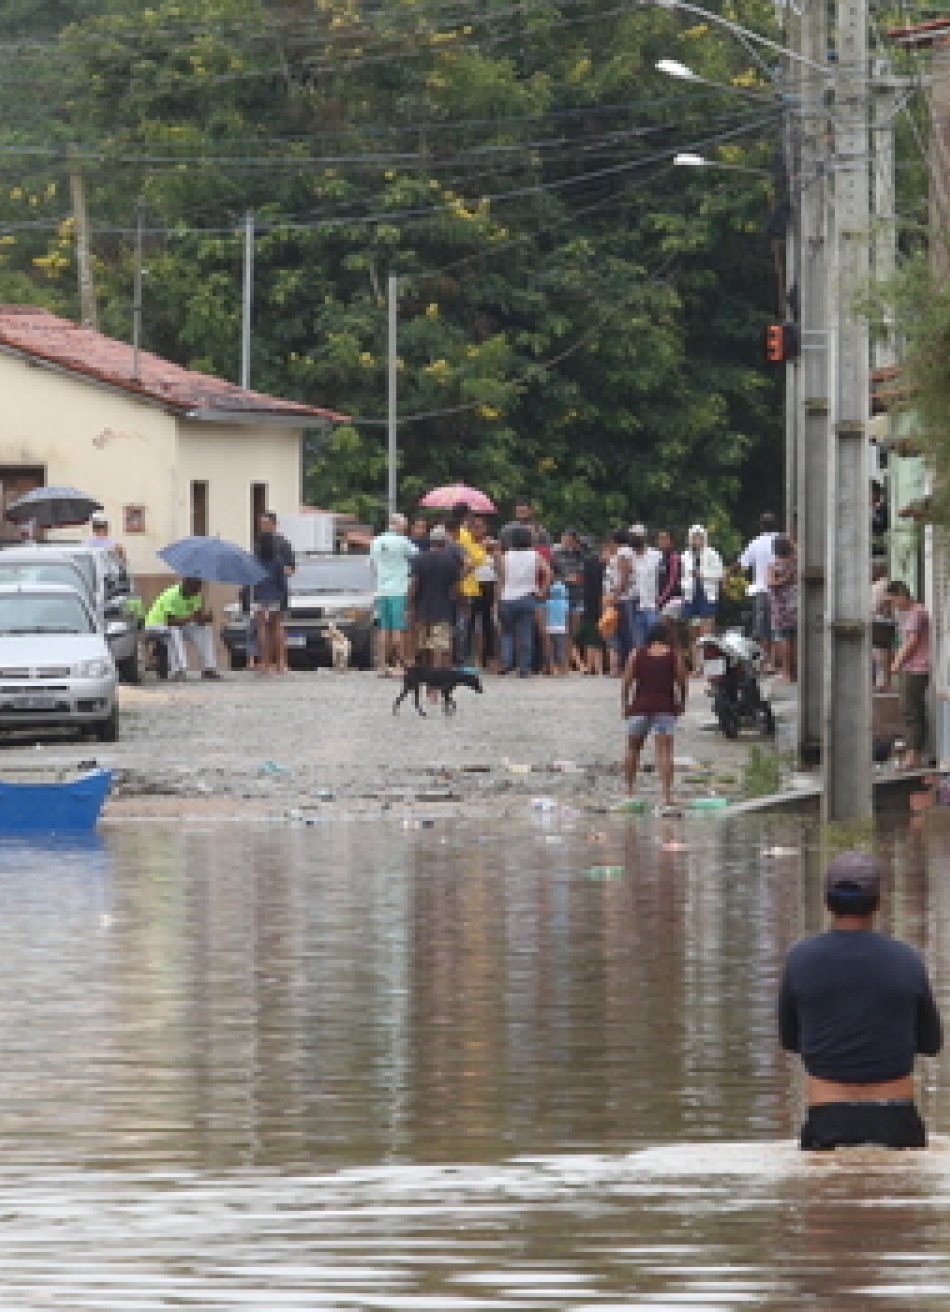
[651,0,829,74]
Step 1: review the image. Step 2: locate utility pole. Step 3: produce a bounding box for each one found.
[792,0,829,771]
[132,199,144,383]
[241,212,254,390]
[387,273,398,518]
[822,0,872,821]
[68,150,97,331]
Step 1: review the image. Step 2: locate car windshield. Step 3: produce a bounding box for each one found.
[0,563,89,596]
[0,593,94,635]
[48,552,96,593]
[291,558,374,594]
[0,550,98,594]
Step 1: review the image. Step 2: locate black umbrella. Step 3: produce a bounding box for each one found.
[5,486,103,528]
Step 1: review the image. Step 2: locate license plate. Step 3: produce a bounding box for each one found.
[10,695,57,710]
[286,635,307,648]
[704,658,726,679]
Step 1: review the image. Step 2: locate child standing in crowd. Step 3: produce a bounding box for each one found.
[545,577,570,675]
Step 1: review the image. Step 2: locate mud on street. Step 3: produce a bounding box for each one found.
[0,670,772,822]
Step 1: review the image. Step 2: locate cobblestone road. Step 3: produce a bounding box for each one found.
[0,668,793,819]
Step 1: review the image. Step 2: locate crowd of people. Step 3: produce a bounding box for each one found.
[370,499,802,686]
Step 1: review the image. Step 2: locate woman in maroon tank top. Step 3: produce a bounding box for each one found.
[621,619,688,806]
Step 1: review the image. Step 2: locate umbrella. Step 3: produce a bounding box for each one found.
[158,536,266,586]
[5,486,103,528]
[419,483,496,514]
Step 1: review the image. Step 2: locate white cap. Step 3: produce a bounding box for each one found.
[629,522,647,537]
[688,523,706,538]
[90,511,108,527]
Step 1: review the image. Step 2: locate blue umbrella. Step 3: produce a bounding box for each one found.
[5,485,102,528]
[158,536,266,585]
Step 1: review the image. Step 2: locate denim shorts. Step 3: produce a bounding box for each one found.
[627,712,677,737]
[685,593,717,621]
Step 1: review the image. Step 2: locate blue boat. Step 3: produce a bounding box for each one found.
[0,767,112,833]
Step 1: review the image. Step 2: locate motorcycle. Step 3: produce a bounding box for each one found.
[700,630,775,739]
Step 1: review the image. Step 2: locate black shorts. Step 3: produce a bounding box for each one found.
[800,1101,926,1151]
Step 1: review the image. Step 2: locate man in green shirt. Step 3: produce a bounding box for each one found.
[145,577,221,681]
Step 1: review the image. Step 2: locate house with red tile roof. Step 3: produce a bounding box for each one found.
[0,306,347,588]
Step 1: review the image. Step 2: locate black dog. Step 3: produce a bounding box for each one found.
[393,664,484,716]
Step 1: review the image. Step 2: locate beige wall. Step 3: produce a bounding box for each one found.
[0,353,304,580]
[175,421,302,551]
[0,353,177,574]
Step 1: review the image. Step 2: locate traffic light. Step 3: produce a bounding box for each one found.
[765,323,800,362]
[766,323,785,361]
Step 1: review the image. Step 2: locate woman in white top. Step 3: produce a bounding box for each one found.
[496,525,551,676]
[681,523,724,675]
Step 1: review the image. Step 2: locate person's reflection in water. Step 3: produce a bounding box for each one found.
[778,851,942,1150]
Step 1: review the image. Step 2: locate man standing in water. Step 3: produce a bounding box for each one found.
[778,851,942,1150]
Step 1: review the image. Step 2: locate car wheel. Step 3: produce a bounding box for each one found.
[94,706,119,742]
[229,649,247,671]
[117,642,141,685]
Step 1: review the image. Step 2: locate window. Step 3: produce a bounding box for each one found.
[251,482,267,543]
[191,480,208,537]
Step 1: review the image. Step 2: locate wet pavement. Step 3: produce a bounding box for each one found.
[0,807,948,1305]
[0,670,798,818]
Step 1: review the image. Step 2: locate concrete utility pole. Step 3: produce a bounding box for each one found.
[932,37,950,281]
[822,0,873,821]
[386,273,398,518]
[792,0,830,771]
[241,212,254,390]
[132,199,144,383]
[68,150,98,331]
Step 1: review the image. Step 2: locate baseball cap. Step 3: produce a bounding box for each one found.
[429,524,448,541]
[629,522,647,537]
[90,511,108,526]
[824,850,882,898]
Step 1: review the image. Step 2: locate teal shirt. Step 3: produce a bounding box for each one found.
[370,532,417,597]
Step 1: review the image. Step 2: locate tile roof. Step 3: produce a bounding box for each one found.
[0,306,348,423]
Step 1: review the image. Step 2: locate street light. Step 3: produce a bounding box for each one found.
[656,57,700,81]
[673,151,773,175]
[653,0,829,75]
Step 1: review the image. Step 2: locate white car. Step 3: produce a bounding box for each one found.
[0,583,119,741]
[0,544,142,682]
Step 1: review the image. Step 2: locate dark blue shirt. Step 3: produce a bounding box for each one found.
[778,929,942,1082]
[252,557,288,606]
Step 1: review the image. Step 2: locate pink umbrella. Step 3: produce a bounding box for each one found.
[419,483,496,514]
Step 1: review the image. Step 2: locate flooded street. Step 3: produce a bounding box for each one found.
[0,810,950,1307]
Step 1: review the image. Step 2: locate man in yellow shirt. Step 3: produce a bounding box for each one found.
[447,502,484,663]
[145,577,221,681]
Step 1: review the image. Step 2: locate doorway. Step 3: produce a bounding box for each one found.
[0,466,46,541]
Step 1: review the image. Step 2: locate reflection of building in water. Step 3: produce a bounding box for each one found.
[680,821,809,1141]
[105,823,414,1168]
[0,836,113,1163]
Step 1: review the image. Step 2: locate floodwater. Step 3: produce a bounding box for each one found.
[1,809,950,1308]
